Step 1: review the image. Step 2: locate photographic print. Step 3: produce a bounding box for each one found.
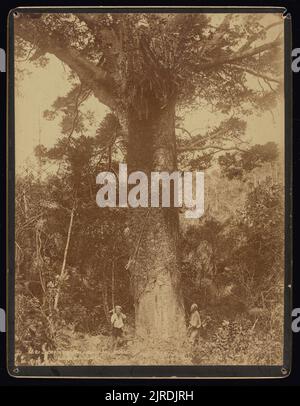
[9,8,290,376]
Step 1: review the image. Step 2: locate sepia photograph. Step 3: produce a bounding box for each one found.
[11,9,287,371]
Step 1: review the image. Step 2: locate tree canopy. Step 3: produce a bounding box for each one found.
[15,12,284,170]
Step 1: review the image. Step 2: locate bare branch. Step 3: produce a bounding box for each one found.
[230,64,281,84]
[179,127,225,151]
[175,126,193,139]
[178,145,247,153]
[177,117,247,153]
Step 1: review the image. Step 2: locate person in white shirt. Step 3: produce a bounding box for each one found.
[188,303,201,345]
[111,305,126,348]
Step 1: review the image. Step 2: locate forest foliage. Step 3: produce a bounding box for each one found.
[15,121,284,365]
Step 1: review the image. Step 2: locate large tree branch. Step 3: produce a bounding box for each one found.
[52,46,116,109]
[237,20,283,54]
[76,13,119,40]
[199,14,232,58]
[76,14,123,74]
[201,36,282,71]
[15,17,117,110]
[76,14,99,31]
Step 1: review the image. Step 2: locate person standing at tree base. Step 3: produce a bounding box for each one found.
[188,303,201,345]
[111,305,126,349]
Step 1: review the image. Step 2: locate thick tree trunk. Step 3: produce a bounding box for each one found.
[126,101,186,341]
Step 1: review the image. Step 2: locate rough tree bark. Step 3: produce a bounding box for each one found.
[126,100,186,341]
